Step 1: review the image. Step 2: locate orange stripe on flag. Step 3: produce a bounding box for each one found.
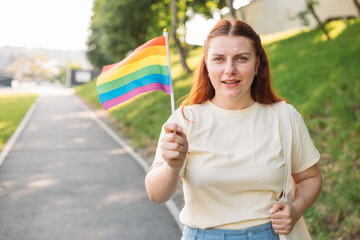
[102,36,166,74]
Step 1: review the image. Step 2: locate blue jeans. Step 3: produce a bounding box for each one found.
[181,222,280,240]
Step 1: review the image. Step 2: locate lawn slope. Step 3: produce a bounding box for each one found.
[0,94,37,151]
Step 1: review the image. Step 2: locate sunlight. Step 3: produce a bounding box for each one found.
[28,179,59,188]
[0,0,93,50]
[102,190,145,205]
[327,20,347,39]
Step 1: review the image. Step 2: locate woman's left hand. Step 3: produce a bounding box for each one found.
[269,201,300,235]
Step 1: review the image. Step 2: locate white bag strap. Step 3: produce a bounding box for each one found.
[276,101,293,201]
[277,101,312,240]
[277,101,293,240]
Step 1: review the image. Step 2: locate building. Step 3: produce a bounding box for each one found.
[0,56,33,85]
[236,0,358,35]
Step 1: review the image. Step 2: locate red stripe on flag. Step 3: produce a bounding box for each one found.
[102,36,166,73]
[101,82,170,110]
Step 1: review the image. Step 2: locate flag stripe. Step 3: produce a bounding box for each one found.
[96,65,168,94]
[119,45,166,69]
[101,82,170,110]
[96,35,171,110]
[97,55,167,85]
[98,74,169,103]
[101,37,166,73]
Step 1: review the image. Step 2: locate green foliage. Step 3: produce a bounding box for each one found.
[294,10,311,26]
[75,79,103,109]
[86,0,225,69]
[86,0,114,69]
[77,19,360,239]
[0,94,37,151]
[87,0,166,69]
[294,0,320,27]
[268,20,360,239]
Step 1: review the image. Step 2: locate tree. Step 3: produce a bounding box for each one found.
[304,0,331,40]
[86,0,163,69]
[353,0,360,16]
[86,5,113,69]
[169,0,226,73]
[225,0,236,19]
[171,0,191,74]
[86,0,227,71]
[101,0,159,61]
[27,54,58,83]
[86,0,118,69]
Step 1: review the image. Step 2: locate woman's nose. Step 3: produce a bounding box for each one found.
[225,61,235,76]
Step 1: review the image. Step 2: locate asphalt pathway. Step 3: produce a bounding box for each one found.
[0,87,181,240]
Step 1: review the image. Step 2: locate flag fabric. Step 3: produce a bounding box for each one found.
[96,36,171,110]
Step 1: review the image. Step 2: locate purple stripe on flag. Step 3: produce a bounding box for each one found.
[101,82,171,110]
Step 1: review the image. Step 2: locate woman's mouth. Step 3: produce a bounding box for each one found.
[221,80,241,87]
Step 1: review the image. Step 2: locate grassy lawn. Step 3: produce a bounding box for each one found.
[0,94,38,151]
[76,19,360,239]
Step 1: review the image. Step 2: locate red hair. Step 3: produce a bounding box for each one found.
[180,19,283,118]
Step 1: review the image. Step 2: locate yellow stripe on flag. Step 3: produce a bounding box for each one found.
[97,55,168,85]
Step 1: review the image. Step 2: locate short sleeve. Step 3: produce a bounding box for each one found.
[151,107,187,168]
[287,105,320,173]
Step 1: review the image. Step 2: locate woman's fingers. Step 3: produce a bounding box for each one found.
[162,123,188,151]
[162,149,182,160]
[270,202,296,234]
[161,141,182,151]
[162,132,186,145]
[160,122,189,169]
[164,122,183,134]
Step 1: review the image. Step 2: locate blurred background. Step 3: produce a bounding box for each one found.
[0,0,357,88]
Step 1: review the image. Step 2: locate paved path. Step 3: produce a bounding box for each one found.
[0,87,181,240]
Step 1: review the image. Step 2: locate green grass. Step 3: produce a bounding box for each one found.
[0,94,38,151]
[76,19,360,239]
[268,19,360,239]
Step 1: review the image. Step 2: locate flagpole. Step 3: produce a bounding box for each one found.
[163,29,175,115]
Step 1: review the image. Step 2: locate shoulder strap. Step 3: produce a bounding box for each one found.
[276,101,293,201]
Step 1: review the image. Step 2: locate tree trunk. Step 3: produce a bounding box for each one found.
[171,0,191,74]
[225,0,236,19]
[353,0,360,16]
[305,0,331,40]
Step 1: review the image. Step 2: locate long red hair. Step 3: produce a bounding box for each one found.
[180,19,282,117]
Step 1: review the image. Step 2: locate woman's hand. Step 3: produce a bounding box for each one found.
[270,164,322,235]
[270,201,300,235]
[160,122,188,171]
[145,123,188,203]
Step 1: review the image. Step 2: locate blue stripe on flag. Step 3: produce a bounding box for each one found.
[98,74,170,103]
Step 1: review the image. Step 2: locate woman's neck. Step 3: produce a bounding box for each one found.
[210,96,255,110]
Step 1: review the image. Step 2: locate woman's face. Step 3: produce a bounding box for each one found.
[206,35,259,110]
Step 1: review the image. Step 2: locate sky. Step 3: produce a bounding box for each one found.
[0,0,250,50]
[0,0,94,50]
[186,0,250,45]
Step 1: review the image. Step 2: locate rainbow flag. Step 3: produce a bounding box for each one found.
[96,36,171,110]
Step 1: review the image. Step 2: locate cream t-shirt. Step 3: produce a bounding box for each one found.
[153,101,320,230]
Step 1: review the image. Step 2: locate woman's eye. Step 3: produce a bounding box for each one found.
[237,57,247,61]
[213,57,223,62]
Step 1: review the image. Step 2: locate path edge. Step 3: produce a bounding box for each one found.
[76,97,184,232]
[0,97,39,168]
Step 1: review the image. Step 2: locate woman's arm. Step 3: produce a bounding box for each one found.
[145,123,188,203]
[270,163,322,234]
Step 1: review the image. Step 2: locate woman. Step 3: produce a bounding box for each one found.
[145,19,322,240]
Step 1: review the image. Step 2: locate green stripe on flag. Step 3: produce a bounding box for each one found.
[96,65,169,94]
